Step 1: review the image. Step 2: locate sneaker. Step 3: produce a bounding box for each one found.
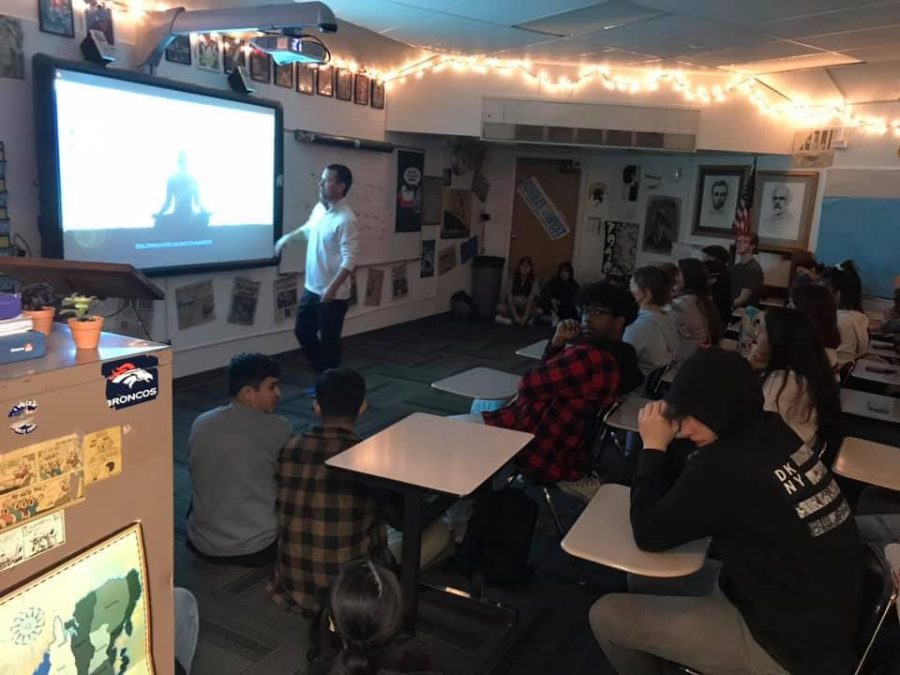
[557,475,603,503]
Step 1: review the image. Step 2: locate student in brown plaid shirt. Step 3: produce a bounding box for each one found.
[270,368,391,614]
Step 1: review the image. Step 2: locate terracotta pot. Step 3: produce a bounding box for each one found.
[23,307,56,336]
[67,316,104,350]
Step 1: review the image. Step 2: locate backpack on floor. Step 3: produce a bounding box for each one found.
[457,489,537,587]
[450,290,481,322]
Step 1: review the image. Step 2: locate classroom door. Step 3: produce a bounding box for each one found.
[509,157,580,286]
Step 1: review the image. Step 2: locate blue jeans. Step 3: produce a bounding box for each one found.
[294,290,349,374]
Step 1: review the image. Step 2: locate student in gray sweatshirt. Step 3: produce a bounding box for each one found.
[623,266,679,378]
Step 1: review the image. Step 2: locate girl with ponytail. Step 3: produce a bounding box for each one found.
[327,560,440,675]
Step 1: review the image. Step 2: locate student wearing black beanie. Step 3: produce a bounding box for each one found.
[590,348,864,675]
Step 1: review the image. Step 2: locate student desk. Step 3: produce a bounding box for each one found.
[850,359,900,387]
[605,395,651,433]
[515,339,548,360]
[326,412,533,632]
[840,389,900,424]
[832,437,900,491]
[431,366,521,401]
[867,344,900,362]
[562,484,709,577]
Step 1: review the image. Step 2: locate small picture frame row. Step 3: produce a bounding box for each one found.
[164,34,384,109]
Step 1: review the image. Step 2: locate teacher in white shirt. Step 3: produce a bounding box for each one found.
[275,164,359,375]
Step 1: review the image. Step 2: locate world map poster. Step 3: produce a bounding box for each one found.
[0,523,153,675]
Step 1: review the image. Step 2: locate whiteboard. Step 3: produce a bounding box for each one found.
[279,139,421,272]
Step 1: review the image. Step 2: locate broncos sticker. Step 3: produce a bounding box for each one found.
[102,355,160,410]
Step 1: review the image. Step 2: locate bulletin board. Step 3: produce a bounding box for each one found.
[815,169,900,299]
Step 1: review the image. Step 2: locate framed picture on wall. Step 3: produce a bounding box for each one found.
[751,171,819,252]
[38,0,75,37]
[222,36,246,74]
[371,80,385,109]
[691,165,749,238]
[296,64,315,94]
[274,62,294,88]
[249,51,271,83]
[354,73,370,105]
[194,34,221,72]
[164,34,192,65]
[336,69,353,101]
[83,1,114,45]
[316,65,334,96]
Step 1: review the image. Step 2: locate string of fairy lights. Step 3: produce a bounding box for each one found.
[107,1,900,137]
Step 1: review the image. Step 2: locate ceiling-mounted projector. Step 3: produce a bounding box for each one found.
[136,2,337,69]
[251,35,327,65]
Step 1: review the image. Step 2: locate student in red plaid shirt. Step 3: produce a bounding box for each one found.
[483,282,643,500]
[270,369,391,615]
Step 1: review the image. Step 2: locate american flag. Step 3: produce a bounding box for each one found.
[731,160,756,235]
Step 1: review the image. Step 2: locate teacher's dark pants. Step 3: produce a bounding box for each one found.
[295,289,349,374]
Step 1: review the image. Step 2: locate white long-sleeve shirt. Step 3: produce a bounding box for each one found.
[293,200,359,299]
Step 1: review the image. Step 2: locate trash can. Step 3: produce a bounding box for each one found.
[471,255,505,318]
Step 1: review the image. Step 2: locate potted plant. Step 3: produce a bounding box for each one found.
[60,294,103,350]
[20,283,58,336]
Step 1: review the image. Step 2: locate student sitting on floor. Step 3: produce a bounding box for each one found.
[590,349,864,675]
[311,559,441,675]
[270,369,390,614]
[624,266,678,378]
[791,283,842,370]
[495,256,541,327]
[538,261,580,324]
[187,353,292,567]
[748,308,842,459]
[483,282,643,500]
[665,258,722,361]
[822,260,870,365]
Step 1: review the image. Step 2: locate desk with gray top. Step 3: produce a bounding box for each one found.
[326,412,533,631]
[832,437,900,491]
[840,389,900,424]
[562,484,710,577]
[431,366,521,401]
[604,395,652,433]
[850,359,900,387]
[515,339,548,360]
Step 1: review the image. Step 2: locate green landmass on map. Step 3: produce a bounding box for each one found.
[63,569,143,674]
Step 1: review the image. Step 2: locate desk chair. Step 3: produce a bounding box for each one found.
[674,543,898,675]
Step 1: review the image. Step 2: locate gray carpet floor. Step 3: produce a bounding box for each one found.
[172,314,624,675]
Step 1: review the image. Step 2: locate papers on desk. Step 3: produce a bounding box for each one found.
[0,314,33,337]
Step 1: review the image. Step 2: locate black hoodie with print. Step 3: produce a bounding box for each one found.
[631,348,864,675]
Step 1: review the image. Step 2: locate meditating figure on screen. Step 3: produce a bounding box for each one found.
[152,151,210,232]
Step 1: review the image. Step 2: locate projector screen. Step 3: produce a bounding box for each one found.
[33,56,283,275]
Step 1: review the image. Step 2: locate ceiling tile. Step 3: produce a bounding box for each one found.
[679,41,824,67]
[381,14,549,53]
[326,0,437,33]
[844,43,900,63]
[762,2,900,39]
[440,0,605,26]
[584,14,769,58]
[634,0,868,25]
[327,20,433,69]
[797,25,900,51]
[727,51,862,74]
[826,61,900,102]
[517,0,668,37]
[389,0,472,9]
[756,69,844,101]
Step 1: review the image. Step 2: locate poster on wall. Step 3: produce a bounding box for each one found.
[0,511,65,573]
[438,245,457,275]
[622,165,641,202]
[692,165,748,238]
[83,1,115,46]
[642,196,681,255]
[194,33,221,72]
[602,220,640,278]
[517,176,570,241]
[421,240,435,278]
[391,263,409,300]
[274,275,298,323]
[347,272,358,307]
[365,268,384,306]
[0,15,25,80]
[0,523,155,674]
[227,277,260,326]
[395,150,424,233]
[587,182,606,212]
[752,171,818,252]
[175,280,215,330]
[164,34,191,65]
[460,236,478,265]
[441,189,471,239]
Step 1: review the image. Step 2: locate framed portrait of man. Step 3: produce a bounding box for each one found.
[691,165,748,238]
[752,171,819,252]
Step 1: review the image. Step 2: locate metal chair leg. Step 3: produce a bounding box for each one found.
[541,486,587,586]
